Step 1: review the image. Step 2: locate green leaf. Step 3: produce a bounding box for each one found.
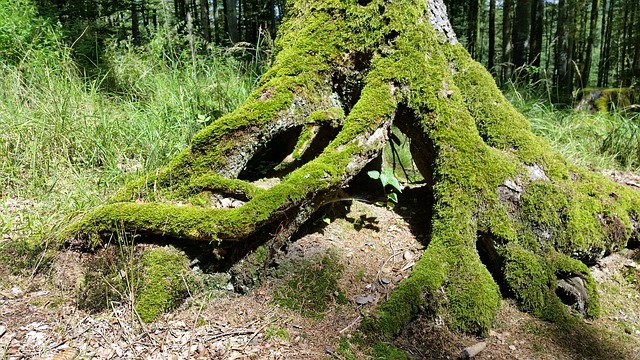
[380,168,402,192]
[387,192,398,203]
[367,170,380,180]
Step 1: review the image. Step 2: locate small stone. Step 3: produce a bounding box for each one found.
[509,345,516,351]
[380,277,391,284]
[355,295,373,304]
[403,250,413,260]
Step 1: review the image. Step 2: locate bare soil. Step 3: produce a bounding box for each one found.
[1,193,640,359]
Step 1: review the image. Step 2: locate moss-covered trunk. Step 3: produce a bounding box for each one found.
[62,0,640,336]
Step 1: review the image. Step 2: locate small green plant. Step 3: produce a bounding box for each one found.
[368,168,403,209]
[337,336,357,360]
[264,327,289,340]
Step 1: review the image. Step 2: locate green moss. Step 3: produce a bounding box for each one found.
[135,246,197,323]
[501,244,550,316]
[273,250,345,319]
[372,342,408,360]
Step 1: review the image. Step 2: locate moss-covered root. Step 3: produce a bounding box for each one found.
[366,243,501,338]
[135,246,197,323]
[502,244,599,319]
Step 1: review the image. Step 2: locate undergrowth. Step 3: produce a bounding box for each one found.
[505,83,640,172]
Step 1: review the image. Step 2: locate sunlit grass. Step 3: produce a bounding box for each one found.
[0,28,256,240]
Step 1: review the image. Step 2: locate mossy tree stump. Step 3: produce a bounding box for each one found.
[63,0,640,336]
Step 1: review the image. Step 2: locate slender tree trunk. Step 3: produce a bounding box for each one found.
[634,5,640,82]
[488,0,496,72]
[467,0,480,59]
[213,0,220,43]
[512,0,532,75]
[601,0,615,87]
[529,0,544,72]
[132,0,140,44]
[224,0,239,42]
[502,0,513,84]
[555,0,571,101]
[200,0,211,42]
[269,0,277,40]
[581,0,599,88]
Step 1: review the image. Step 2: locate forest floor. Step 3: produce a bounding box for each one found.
[1,178,640,359]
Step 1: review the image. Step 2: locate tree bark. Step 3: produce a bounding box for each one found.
[512,0,532,73]
[555,0,571,101]
[200,0,211,43]
[223,0,238,43]
[581,0,599,88]
[62,0,640,338]
[528,0,544,70]
[488,0,496,72]
[501,0,513,84]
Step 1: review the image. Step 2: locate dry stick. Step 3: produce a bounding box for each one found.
[376,250,405,284]
[29,238,50,282]
[242,317,280,350]
[339,315,363,334]
[51,318,91,350]
[204,329,256,342]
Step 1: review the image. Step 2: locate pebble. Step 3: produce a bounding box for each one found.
[355,295,373,304]
[509,345,516,351]
[380,277,391,284]
[403,250,413,260]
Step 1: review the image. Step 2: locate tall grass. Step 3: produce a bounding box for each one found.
[0,2,258,240]
[505,84,640,172]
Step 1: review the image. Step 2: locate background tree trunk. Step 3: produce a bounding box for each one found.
[224,0,238,42]
[555,0,571,101]
[512,0,532,74]
[581,0,599,88]
[529,0,544,71]
[488,0,496,72]
[502,0,513,83]
[200,0,211,43]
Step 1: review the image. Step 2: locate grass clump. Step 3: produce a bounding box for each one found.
[506,87,640,171]
[76,245,136,312]
[273,250,346,319]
